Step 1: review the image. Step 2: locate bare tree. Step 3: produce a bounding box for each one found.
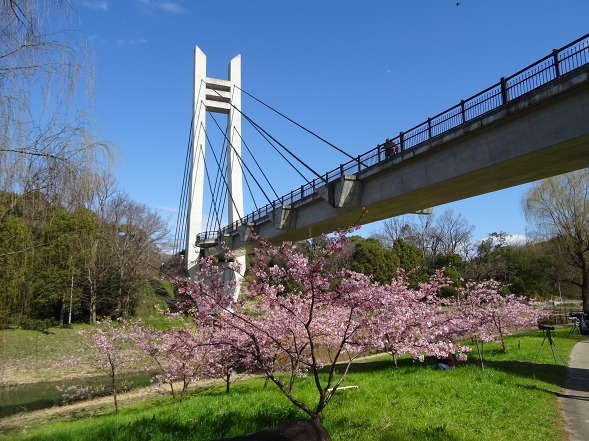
[435,209,475,256]
[373,209,474,259]
[78,173,119,324]
[1,0,114,210]
[101,193,170,318]
[523,170,589,313]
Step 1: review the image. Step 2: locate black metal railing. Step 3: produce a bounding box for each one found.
[210,33,589,242]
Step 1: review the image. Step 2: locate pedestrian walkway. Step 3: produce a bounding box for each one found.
[558,338,589,441]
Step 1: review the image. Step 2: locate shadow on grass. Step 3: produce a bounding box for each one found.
[341,355,569,388]
[518,382,589,402]
[71,406,305,441]
[480,359,568,386]
[329,350,572,389]
[334,354,421,374]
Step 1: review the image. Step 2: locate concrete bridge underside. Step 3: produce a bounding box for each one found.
[225,66,589,253]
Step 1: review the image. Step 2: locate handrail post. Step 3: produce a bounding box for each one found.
[427,118,432,140]
[500,77,509,105]
[552,49,561,78]
[399,132,404,152]
[460,100,466,124]
[357,155,361,173]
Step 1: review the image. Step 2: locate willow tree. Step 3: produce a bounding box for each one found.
[0,0,114,207]
[0,1,114,325]
[523,170,589,313]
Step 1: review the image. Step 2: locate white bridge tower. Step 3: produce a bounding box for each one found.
[185,46,244,295]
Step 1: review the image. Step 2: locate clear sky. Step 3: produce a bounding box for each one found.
[72,0,589,243]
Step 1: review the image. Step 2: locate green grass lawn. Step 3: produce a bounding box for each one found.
[1,326,582,441]
[0,325,95,384]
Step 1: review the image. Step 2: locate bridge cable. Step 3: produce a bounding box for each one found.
[203,121,229,234]
[244,111,326,182]
[206,87,311,185]
[209,113,276,208]
[173,104,197,254]
[209,124,229,232]
[209,115,260,212]
[242,114,312,185]
[237,85,367,166]
[233,127,280,200]
[174,87,211,254]
[173,136,190,254]
[201,118,243,226]
[194,81,232,232]
[210,88,326,183]
[192,119,225,235]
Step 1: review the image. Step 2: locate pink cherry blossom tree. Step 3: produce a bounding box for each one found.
[453,280,547,368]
[377,271,470,367]
[174,229,474,421]
[485,292,547,352]
[77,318,144,413]
[131,323,204,400]
[127,314,250,400]
[176,230,394,421]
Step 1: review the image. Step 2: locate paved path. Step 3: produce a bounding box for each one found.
[558,338,589,441]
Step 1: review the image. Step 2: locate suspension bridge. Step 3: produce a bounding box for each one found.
[175,33,589,277]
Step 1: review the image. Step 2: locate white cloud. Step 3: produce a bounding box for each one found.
[79,0,109,11]
[156,205,179,213]
[135,0,185,13]
[115,38,149,48]
[477,233,530,247]
[504,234,528,246]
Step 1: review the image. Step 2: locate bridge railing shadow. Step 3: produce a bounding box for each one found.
[219,33,589,238]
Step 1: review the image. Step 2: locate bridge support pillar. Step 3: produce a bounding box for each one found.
[272,205,297,230]
[316,175,363,208]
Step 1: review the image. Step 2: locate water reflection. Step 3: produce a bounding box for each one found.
[0,373,154,418]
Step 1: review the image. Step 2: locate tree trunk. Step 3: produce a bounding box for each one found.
[119,267,129,318]
[89,268,96,325]
[582,267,589,315]
[59,293,66,326]
[474,337,484,370]
[391,350,398,368]
[108,356,119,414]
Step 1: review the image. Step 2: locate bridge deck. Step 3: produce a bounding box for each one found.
[194,34,589,255]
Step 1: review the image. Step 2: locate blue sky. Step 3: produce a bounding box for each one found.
[72,0,589,243]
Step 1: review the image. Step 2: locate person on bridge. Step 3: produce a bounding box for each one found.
[384,138,398,158]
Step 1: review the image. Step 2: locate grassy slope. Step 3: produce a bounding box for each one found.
[0,327,582,441]
[1,326,96,385]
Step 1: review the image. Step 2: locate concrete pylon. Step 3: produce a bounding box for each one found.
[185,46,244,298]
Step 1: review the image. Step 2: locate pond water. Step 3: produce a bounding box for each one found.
[0,373,154,418]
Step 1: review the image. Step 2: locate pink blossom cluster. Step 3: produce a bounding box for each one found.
[451,280,548,365]
[171,230,546,420]
[74,230,546,420]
